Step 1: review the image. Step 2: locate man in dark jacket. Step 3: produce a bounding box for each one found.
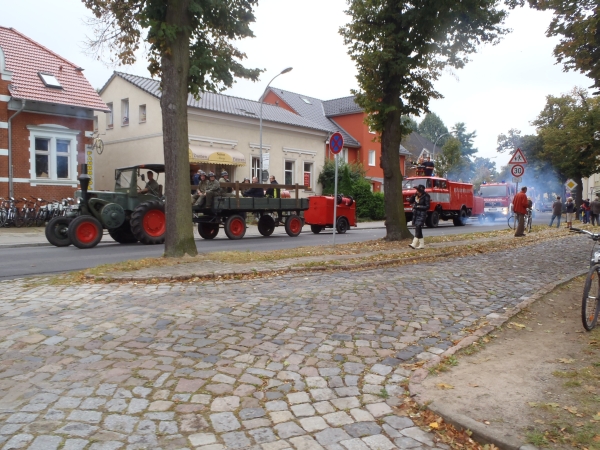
[408,184,430,249]
[591,194,600,226]
[549,196,562,228]
[265,176,279,198]
[243,177,265,198]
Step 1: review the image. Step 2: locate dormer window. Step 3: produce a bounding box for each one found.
[39,73,62,89]
[300,97,311,104]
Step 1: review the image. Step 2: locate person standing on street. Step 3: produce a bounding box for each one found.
[512,186,529,237]
[408,184,430,249]
[591,194,600,226]
[565,197,575,228]
[549,196,562,228]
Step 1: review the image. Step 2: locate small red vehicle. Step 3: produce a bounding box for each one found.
[304,195,357,234]
[402,176,484,227]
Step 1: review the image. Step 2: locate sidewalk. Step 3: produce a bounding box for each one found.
[0,232,582,450]
[0,221,388,249]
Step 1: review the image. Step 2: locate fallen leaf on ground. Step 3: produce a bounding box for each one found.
[510,322,526,328]
[429,422,439,429]
[558,358,575,364]
[437,383,454,390]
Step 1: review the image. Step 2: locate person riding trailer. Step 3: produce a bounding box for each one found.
[192,171,207,206]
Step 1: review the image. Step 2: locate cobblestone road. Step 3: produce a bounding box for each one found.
[0,237,588,450]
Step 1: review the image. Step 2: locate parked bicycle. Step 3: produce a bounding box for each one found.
[508,208,532,232]
[570,227,600,330]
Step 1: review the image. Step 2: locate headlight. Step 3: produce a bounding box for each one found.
[502,207,508,215]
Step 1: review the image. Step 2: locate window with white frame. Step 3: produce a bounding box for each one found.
[303,162,313,190]
[106,103,113,129]
[93,116,98,132]
[341,148,348,163]
[121,99,129,126]
[252,157,260,180]
[28,124,79,184]
[139,104,146,123]
[368,150,376,166]
[284,160,295,185]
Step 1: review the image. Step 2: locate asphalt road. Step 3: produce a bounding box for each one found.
[0,212,552,280]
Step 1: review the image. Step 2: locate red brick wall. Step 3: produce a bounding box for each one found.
[0,107,92,200]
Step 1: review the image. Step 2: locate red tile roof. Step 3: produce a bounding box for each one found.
[0,26,109,111]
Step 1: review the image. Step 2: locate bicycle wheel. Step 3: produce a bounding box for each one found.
[582,265,600,331]
[508,215,515,230]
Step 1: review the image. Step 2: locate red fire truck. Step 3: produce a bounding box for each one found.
[479,181,517,221]
[402,176,484,227]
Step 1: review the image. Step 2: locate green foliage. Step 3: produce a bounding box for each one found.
[318,159,364,195]
[471,157,498,191]
[418,113,449,145]
[528,0,600,90]
[402,116,419,133]
[452,122,478,157]
[83,0,262,95]
[435,137,471,181]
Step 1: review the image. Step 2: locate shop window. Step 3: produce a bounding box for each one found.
[303,162,313,190]
[285,160,295,185]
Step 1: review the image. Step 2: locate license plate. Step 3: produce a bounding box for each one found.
[487,208,497,212]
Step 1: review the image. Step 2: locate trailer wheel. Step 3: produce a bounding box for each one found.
[336,216,349,234]
[310,225,323,234]
[45,216,72,247]
[453,208,468,226]
[198,222,219,239]
[425,211,439,228]
[68,215,103,249]
[131,201,166,244]
[285,215,303,237]
[225,215,246,240]
[108,221,138,244]
[258,215,275,237]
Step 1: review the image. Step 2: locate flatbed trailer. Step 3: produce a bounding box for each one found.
[191,182,309,240]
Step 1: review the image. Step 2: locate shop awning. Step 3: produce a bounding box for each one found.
[189,145,246,166]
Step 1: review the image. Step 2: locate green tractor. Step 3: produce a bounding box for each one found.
[45,164,166,249]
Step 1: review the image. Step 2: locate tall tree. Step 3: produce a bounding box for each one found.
[418,112,449,145]
[340,0,510,240]
[532,87,600,204]
[527,0,600,91]
[83,0,261,257]
[452,122,478,157]
[434,137,470,180]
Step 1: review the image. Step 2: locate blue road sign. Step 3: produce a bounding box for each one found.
[330,132,344,154]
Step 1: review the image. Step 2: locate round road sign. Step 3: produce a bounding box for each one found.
[330,132,344,154]
[511,164,525,177]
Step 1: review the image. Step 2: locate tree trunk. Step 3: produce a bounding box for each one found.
[380,95,413,241]
[160,0,197,257]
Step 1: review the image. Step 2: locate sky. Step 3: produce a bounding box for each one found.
[0,0,593,169]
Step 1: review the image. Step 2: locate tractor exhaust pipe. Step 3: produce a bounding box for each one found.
[78,165,91,210]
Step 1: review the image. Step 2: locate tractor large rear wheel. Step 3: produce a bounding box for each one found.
[131,201,166,245]
[108,221,138,244]
[68,215,103,249]
[45,216,72,247]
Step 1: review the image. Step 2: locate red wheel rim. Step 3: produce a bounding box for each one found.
[76,221,99,244]
[209,225,218,237]
[229,218,245,236]
[289,217,301,234]
[143,210,166,237]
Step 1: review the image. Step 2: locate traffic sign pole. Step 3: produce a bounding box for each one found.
[329,132,344,247]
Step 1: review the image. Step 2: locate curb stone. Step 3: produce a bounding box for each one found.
[408,268,588,450]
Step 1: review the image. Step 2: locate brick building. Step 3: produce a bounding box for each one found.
[0,27,108,201]
[262,88,413,192]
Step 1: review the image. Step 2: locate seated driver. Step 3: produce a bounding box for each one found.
[139,171,159,195]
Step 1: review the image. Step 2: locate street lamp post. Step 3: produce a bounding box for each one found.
[259,67,293,182]
[432,132,451,159]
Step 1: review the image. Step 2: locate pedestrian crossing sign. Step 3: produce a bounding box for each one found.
[508,148,527,164]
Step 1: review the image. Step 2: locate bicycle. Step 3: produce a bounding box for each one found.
[571,227,600,330]
[508,208,532,232]
[92,133,104,155]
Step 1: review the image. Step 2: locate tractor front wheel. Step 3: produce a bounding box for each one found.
[258,215,275,237]
[131,201,166,245]
[285,215,303,237]
[68,215,103,249]
[45,216,72,247]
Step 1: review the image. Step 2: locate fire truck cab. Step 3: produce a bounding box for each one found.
[403,176,484,227]
[479,182,517,221]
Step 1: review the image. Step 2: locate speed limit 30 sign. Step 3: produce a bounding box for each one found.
[511,164,525,177]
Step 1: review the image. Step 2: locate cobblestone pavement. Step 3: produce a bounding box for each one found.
[0,237,587,450]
